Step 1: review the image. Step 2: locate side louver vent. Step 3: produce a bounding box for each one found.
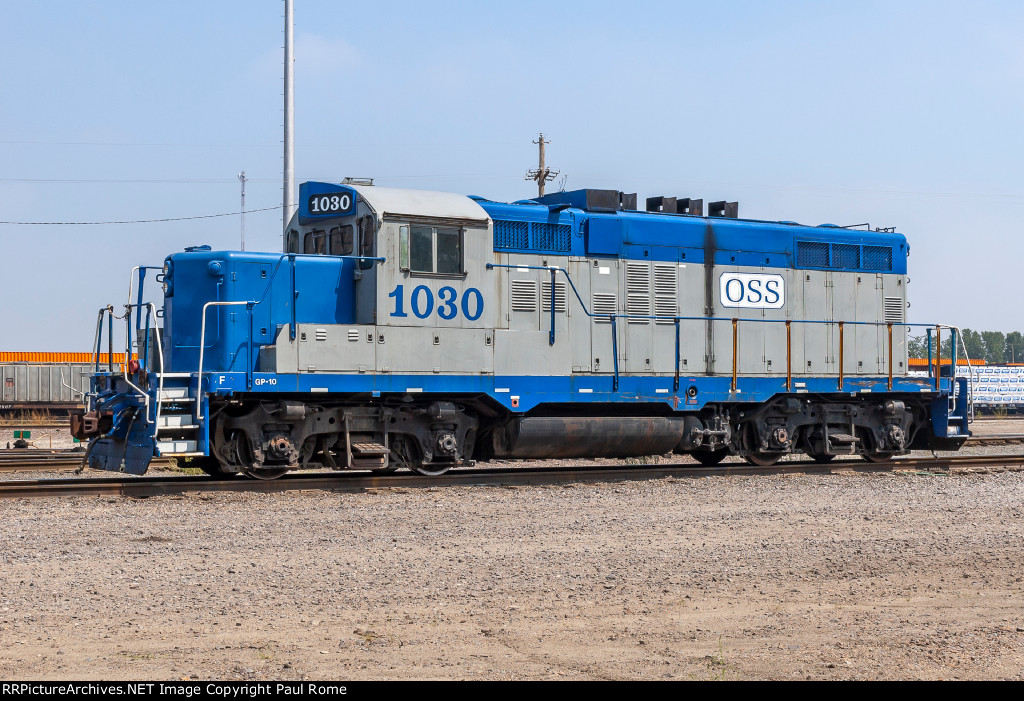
[625,262,651,323]
[653,263,678,324]
[541,281,567,313]
[592,292,617,322]
[883,297,904,324]
[511,280,538,312]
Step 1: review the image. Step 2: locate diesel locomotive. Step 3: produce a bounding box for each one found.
[71,181,970,477]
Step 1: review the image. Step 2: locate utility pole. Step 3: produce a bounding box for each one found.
[525,132,559,198]
[238,171,247,251]
[283,0,296,239]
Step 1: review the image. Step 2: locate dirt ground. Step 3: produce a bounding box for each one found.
[0,419,1022,680]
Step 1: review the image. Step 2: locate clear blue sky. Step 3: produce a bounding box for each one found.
[2,1,1022,350]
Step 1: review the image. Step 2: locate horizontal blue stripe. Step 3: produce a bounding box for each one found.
[201,372,950,414]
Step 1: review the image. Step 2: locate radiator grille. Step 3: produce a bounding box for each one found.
[863,246,893,271]
[493,220,529,249]
[832,243,860,269]
[797,240,894,272]
[493,220,571,252]
[532,222,572,252]
[797,241,830,268]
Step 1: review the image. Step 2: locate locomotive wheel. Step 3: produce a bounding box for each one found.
[411,462,453,476]
[744,452,781,467]
[388,435,427,474]
[189,457,232,478]
[740,424,783,466]
[862,452,895,464]
[694,448,729,466]
[243,467,290,480]
[804,446,836,464]
[807,452,836,464]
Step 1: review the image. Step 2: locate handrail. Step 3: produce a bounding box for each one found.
[485,263,953,331]
[143,302,167,432]
[127,266,163,337]
[196,301,254,420]
[486,262,960,395]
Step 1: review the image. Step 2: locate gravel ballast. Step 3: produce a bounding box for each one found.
[1,462,1023,680]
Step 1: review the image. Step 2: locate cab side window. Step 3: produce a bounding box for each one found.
[408,225,462,275]
[329,225,353,256]
[303,229,327,254]
[358,216,374,258]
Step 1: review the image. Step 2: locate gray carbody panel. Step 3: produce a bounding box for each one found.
[270,189,909,382]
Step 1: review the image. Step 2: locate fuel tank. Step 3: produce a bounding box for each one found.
[491,416,686,459]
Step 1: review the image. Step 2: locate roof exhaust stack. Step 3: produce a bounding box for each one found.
[709,201,739,218]
[678,198,703,216]
[647,196,705,215]
[645,196,677,213]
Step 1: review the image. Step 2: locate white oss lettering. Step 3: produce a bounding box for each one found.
[719,273,785,309]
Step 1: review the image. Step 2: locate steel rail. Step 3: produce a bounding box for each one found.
[1,454,1023,499]
[0,451,171,473]
[965,434,1024,444]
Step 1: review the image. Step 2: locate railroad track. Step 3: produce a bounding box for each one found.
[966,434,1024,445]
[0,450,170,473]
[0,453,1022,500]
[0,423,68,429]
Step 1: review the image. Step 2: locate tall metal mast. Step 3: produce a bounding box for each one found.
[283,0,295,237]
[238,171,247,251]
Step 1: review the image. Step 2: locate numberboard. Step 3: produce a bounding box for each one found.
[298,182,357,224]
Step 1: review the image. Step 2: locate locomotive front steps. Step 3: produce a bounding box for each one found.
[153,376,202,456]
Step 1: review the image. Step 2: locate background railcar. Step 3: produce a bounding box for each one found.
[0,354,129,420]
[71,181,970,477]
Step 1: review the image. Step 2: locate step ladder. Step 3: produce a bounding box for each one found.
[153,375,204,456]
[947,378,969,436]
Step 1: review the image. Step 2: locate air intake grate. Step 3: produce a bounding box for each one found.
[797,241,830,268]
[493,220,571,253]
[797,240,894,272]
[863,246,893,271]
[494,220,529,249]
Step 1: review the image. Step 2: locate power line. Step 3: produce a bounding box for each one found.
[0,204,283,226]
[0,177,277,184]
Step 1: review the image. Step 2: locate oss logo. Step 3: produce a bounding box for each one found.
[719,273,785,309]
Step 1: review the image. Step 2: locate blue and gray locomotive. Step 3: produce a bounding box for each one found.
[71,181,970,477]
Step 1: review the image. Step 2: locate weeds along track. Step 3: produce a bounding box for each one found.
[1,454,1022,500]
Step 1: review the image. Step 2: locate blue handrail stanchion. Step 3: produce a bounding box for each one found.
[610,315,619,392]
[246,303,254,391]
[549,267,556,346]
[674,317,680,392]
